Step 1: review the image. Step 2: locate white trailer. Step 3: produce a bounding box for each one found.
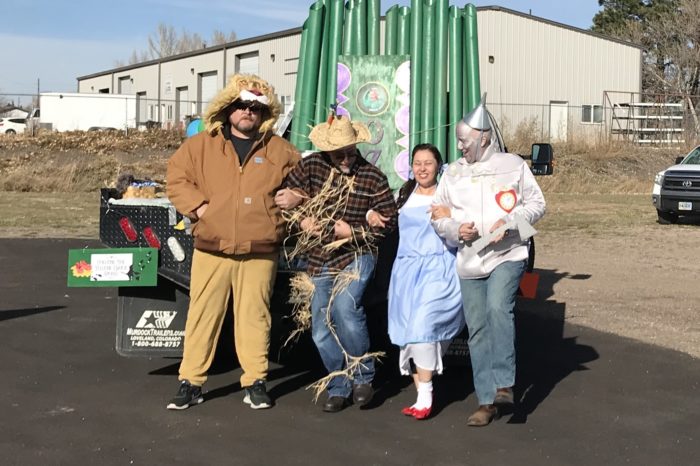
[30,92,138,132]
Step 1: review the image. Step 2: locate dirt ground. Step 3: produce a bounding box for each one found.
[1,132,698,360]
[534,219,700,360]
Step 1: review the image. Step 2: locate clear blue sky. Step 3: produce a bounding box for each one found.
[1,0,602,100]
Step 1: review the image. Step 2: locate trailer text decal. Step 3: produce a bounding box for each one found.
[127,310,184,348]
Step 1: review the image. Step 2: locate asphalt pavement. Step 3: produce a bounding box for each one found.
[1,238,698,465]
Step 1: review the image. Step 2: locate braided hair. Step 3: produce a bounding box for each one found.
[395,143,444,209]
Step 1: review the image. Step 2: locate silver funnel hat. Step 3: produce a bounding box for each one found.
[462,92,491,131]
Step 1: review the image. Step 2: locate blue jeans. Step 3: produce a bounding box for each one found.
[460,259,526,405]
[311,254,376,398]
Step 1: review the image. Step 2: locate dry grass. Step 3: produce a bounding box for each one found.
[0,192,99,238]
[0,127,690,195]
[0,131,177,192]
[0,129,689,239]
[536,193,655,237]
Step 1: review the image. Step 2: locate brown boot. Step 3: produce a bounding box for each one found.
[467,404,498,427]
[494,387,514,406]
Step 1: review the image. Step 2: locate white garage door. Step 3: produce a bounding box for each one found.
[118,76,132,95]
[198,72,218,114]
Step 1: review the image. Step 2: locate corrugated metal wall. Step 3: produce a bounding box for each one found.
[477,9,641,141]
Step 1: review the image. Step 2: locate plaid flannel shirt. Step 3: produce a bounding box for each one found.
[284,151,398,274]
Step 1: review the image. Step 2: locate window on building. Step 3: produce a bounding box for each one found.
[582,104,603,124]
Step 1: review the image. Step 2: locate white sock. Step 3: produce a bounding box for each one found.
[414,381,433,409]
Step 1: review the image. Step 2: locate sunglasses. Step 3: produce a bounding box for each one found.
[328,148,357,161]
[231,101,266,113]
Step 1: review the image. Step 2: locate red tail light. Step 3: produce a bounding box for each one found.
[118,217,138,242]
[142,226,161,249]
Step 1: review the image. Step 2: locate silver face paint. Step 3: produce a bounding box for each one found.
[456,122,483,164]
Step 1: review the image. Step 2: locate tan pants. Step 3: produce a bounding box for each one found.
[178,249,277,387]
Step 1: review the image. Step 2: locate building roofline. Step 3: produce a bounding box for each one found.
[78,6,640,82]
[476,5,642,50]
[76,26,302,81]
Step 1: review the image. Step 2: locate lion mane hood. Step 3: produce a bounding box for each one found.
[203,74,281,135]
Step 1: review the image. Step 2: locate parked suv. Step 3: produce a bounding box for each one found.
[652,145,700,224]
[0,117,27,135]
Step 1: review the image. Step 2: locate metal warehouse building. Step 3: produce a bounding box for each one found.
[77,6,641,142]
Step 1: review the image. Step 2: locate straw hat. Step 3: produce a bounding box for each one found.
[309,115,371,152]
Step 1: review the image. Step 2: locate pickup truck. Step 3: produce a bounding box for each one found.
[652,145,700,224]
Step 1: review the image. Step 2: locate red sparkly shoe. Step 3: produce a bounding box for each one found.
[401,406,416,416]
[411,406,432,420]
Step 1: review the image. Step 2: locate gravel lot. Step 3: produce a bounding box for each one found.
[533,220,700,359]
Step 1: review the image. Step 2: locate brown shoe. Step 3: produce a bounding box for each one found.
[494,387,514,406]
[467,404,498,427]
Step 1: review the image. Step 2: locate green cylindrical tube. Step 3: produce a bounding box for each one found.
[297,1,324,150]
[409,0,423,153]
[343,0,354,55]
[397,7,411,55]
[325,0,345,114]
[368,0,380,55]
[385,5,398,55]
[433,0,448,156]
[420,0,436,146]
[290,22,310,149]
[464,3,481,112]
[448,5,463,162]
[314,1,332,125]
[355,0,367,55]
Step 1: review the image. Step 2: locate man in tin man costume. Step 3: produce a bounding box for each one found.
[431,94,546,426]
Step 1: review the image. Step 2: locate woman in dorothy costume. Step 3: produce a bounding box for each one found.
[387,143,464,420]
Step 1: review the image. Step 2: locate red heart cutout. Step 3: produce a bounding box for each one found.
[495,189,517,213]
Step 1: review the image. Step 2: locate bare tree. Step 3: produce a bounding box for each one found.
[211,29,237,45]
[594,0,700,130]
[148,23,179,59]
[128,49,151,65]
[177,30,205,54]
[646,0,700,129]
[645,0,700,96]
[120,24,237,65]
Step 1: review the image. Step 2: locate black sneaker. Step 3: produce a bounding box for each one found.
[166,380,204,410]
[243,379,272,409]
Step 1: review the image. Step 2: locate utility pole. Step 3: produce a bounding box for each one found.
[32,78,40,136]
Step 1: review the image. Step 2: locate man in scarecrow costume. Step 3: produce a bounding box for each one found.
[166,74,300,410]
[277,114,398,412]
[431,94,546,426]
